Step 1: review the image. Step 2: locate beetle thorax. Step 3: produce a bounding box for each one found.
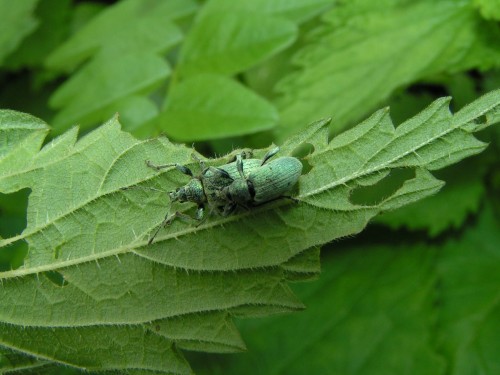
[169,179,205,204]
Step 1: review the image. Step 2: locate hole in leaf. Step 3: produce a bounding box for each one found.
[475,114,487,126]
[0,189,30,271]
[43,271,68,287]
[0,188,30,238]
[351,169,415,206]
[0,241,28,272]
[292,143,314,174]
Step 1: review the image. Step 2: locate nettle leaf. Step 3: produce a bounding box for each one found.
[201,0,333,24]
[0,347,51,374]
[156,74,279,141]
[208,242,443,375]
[0,0,39,64]
[206,205,500,375]
[177,0,297,77]
[436,206,500,375]
[375,157,488,236]
[0,90,499,373]
[275,0,500,141]
[46,0,197,133]
[3,0,71,69]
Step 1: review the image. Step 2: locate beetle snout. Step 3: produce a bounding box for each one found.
[169,189,180,202]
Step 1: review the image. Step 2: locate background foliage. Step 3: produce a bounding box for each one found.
[0,0,499,374]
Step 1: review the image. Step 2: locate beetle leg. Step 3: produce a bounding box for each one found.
[221,203,237,216]
[226,148,253,163]
[148,205,204,244]
[191,153,206,170]
[212,167,231,179]
[261,146,280,166]
[146,160,194,177]
[195,205,204,220]
[120,185,164,193]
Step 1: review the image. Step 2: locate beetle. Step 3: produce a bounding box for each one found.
[220,148,302,211]
[146,150,268,243]
[146,147,302,243]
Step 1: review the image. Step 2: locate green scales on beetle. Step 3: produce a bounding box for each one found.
[146,147,303,244]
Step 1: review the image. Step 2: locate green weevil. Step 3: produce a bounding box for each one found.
[146,147,302,243]
[146,151,266,243]
[221,147,302,210]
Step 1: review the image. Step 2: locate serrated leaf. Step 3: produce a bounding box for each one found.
[178,1,297,77]
[197,204,500,375]
[46,0,196,132]
[155,74,278,141]
[147,311,246,353]
[201,242,444,375]
[375,158,488,236]
[45,0,196,71]
[0,323,191,374]
[49,53,171,132]
[0,90,499,372]
[275,0,500,140]
[0,0,39,64]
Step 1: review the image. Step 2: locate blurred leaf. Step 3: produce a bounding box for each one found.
[436,205,500,375]
[3,0,71,69]
[0,90,499,372]
[155,74,278,141]
[49,53,170,133]
[197,204,500,375]
[473,0,500,20]
[0,0,39,64]
[275,0,500,141]
[199,242,444,375]
[46,0,197,133]
[202,0,334,25]
[178,0,297,77]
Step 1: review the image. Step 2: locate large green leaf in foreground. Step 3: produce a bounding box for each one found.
[201,205,499,375]
[0,89,499,373]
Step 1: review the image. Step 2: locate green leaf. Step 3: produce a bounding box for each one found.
[473,0,500,20]
[0,90,499,372]
[45,0,196,71]
[0,0,39,64]
[3,0,71,69]
[0,323,191,374]
[154,74,279,141]
[0,347,50,374]
[275,0,500,141]
[374,156,488,236]
[201,0,334,24]
[436,206,500,375]
[45,0,196,132]
[178,0,297,77]
[49,53,171,132]
[199,205,500,375]
[201,242,444,375]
